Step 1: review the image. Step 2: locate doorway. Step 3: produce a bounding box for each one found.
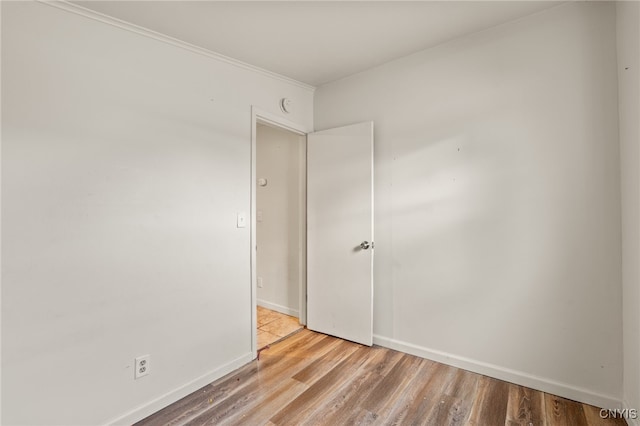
[255,121,307,350]
[250,107,374,357]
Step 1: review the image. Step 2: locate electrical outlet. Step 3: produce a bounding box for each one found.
[135,355,150,379]
[257,277,263,288]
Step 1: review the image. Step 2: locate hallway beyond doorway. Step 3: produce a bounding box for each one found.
[257,306,303,349]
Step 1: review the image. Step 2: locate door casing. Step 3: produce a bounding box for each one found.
[251,107,310,358]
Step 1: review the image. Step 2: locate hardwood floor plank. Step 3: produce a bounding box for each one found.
[379,358,438,425]
[260,328,325,357]
[394,362,458,425]
[506,384,547,426]
[269,346,373,425]
[301,347,404,425]
[544,393,588,426]
[425,394,463,426]
[182,333,342,426]
[423,368,479,426]
[217,378,308,426]
[467,375,509,425]
[361,353,425,413]
[350,408,380,425]
[291,339,362,385]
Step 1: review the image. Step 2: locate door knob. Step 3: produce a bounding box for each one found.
[360,241,370,250]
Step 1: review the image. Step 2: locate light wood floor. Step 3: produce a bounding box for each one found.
[136,329,627,426]
[257,306,303,350]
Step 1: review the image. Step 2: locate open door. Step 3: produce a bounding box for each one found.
[306,122,374,346]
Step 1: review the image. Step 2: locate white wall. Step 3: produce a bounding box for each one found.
[256,123,304,316]
[315,2,622,406]
[0,2,312,425]
[617,1,640,422]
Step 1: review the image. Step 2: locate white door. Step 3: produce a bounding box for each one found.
[306,122,374,346]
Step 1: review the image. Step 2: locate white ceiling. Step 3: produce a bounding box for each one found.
[73,1,563,86]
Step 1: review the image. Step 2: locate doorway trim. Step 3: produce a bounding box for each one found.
[250,106,311,358]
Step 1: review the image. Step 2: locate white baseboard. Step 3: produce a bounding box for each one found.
[623,399,640,426]
[373,334,621,410]
[104,352,254,426]
[257,299,299,317]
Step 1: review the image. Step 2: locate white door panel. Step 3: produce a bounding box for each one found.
[306,122,373,346]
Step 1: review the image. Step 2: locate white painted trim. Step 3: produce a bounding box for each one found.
[255,109,310,136]
[257,299,300,318]
[0,1,4,423]
[251,108,259,360]
[38,1,315,93]
[623,399,640,426]
[103,352,253,426]
[373,334,622,409]
[297,135,308,327]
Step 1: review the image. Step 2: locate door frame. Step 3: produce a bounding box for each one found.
[250,106,311,358]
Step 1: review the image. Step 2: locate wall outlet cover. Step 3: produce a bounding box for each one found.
[135,355,150,379]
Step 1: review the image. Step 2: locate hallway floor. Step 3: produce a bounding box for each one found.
[257,306,303,349]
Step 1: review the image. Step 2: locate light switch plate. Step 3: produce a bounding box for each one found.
[237,212,247,228]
